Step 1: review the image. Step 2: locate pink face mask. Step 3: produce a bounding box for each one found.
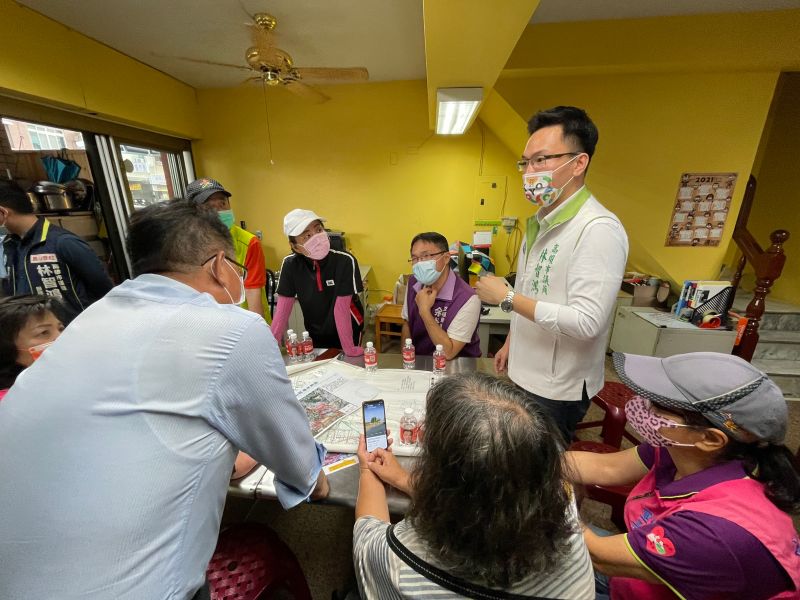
[300,232,330,260]
[624,396,700,447]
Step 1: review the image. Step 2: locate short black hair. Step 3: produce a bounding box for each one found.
[0,183,34,214]
[527,106,599,158]
[0,295,62,388]
[127,199,233,277]
[410,232,449,254]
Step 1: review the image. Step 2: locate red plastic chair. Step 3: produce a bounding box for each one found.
[570,382,639,530]
[574,381,639,447]
[206,524,312,600]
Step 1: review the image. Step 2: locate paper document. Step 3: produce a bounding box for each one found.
[634,311,697,329]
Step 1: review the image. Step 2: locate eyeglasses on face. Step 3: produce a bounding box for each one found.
[202,255,248,279]
[516,152,579,172]
[408,250,448,264]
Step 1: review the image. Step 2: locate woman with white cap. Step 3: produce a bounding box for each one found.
[566,351,800,600]
[271,209,365,356]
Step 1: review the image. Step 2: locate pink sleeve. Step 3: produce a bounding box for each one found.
[270,295,295,345]
[334,295,363,357]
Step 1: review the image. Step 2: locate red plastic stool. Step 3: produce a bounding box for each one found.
[569,440,634,530]
[206,524,312,600]
[575,381,638,448]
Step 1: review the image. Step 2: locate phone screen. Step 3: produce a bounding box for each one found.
[362,399,388,452]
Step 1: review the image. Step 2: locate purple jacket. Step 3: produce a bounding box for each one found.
[406,271,481,358]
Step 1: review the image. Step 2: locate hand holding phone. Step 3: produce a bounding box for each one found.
[362,399,388,452]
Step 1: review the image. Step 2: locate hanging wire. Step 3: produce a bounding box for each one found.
[236,0,254,20]
[261,79,275,165]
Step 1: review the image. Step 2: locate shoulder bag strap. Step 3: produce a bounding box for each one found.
[385,524,556,600]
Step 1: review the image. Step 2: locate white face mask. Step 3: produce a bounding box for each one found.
[215,257,246,305]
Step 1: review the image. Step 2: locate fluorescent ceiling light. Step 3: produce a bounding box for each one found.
[436,87,483,135]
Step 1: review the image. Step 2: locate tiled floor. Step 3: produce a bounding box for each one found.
[227,353,800,599]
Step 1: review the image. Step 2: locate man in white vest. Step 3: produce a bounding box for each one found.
[477,106,628,444]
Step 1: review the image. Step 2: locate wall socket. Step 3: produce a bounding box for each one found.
[501,216,517,233]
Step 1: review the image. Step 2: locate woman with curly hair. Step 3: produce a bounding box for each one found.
[353,372,593,599]
[0,294,64,399]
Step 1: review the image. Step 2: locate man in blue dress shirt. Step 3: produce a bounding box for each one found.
[0,200,327,600]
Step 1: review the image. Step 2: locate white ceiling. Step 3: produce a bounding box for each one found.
[17,0,800,89]
[17,0,427,88]
[531,0,800,23]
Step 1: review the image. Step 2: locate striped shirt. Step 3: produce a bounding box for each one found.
[353,502,594,599]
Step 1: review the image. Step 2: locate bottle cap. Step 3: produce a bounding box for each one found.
[435,344,443,351]
[366,342,374,348]
[404,407,414,415]
[289,333,297,340]
[405,338,412,345]
[302,331,309,336]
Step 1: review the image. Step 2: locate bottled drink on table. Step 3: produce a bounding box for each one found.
[433,344,446,375]
[402,338,416,369]
[364,341,378,373]
[301,331,314,362]
[399,407,418,445]
[284,329,294,350]
[287,333,301,363]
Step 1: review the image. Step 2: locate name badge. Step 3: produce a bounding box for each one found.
[326,279,335,287]
[31,254,57,263]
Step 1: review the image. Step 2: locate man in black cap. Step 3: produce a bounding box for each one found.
[186,178,268,321]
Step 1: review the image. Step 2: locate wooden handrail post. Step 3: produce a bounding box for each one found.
[730,253,747,305]
[733,230,790,362]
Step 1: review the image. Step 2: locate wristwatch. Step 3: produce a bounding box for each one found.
[500,290,515,313]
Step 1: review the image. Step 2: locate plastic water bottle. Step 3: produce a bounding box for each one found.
[287,333,301,363]
[364,341,378,373]
[433,344,446,376]
[402,338,416,370]
[284,329,294,350]
[399,407,418,445]
[301,331,314,362]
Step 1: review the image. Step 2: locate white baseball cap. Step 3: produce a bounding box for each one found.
[283,209,326,237]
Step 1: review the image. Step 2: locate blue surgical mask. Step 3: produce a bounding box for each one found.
[413,260,442,286]
[218,209,235,229]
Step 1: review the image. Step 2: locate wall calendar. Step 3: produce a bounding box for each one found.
[665,172,738,247]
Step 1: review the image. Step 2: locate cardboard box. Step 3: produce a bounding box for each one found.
[621,281,659,307]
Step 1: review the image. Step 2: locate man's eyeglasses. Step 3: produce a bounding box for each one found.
[408,250,448,264]
[516,152,579,172]
[202,255,248,280]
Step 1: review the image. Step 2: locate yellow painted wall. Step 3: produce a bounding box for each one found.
[193,80,525,302]
[0,0,199,138]
[494,70,778,287]
[745,73,800,304]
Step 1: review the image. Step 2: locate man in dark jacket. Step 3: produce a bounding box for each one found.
[0,184,113,321]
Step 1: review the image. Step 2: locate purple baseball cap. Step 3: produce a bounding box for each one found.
[613,351,787,444]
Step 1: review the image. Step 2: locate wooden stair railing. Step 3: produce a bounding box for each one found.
[730,175,790,363]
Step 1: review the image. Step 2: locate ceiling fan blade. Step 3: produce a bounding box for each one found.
[157,54,252,71]
[294,67,369,82]
[284,80,330,103]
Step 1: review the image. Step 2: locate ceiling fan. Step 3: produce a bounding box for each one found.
[170,12,369,102]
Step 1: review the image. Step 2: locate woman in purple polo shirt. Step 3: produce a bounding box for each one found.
[401,232,481,359]
[566,351,800,600]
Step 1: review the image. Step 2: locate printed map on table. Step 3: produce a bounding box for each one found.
[288,360,436,456]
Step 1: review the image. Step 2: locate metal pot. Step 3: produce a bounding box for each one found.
[32,181,73,211]
[26,191,44,213]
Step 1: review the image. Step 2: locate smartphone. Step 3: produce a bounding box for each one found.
[362,399,388,452]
